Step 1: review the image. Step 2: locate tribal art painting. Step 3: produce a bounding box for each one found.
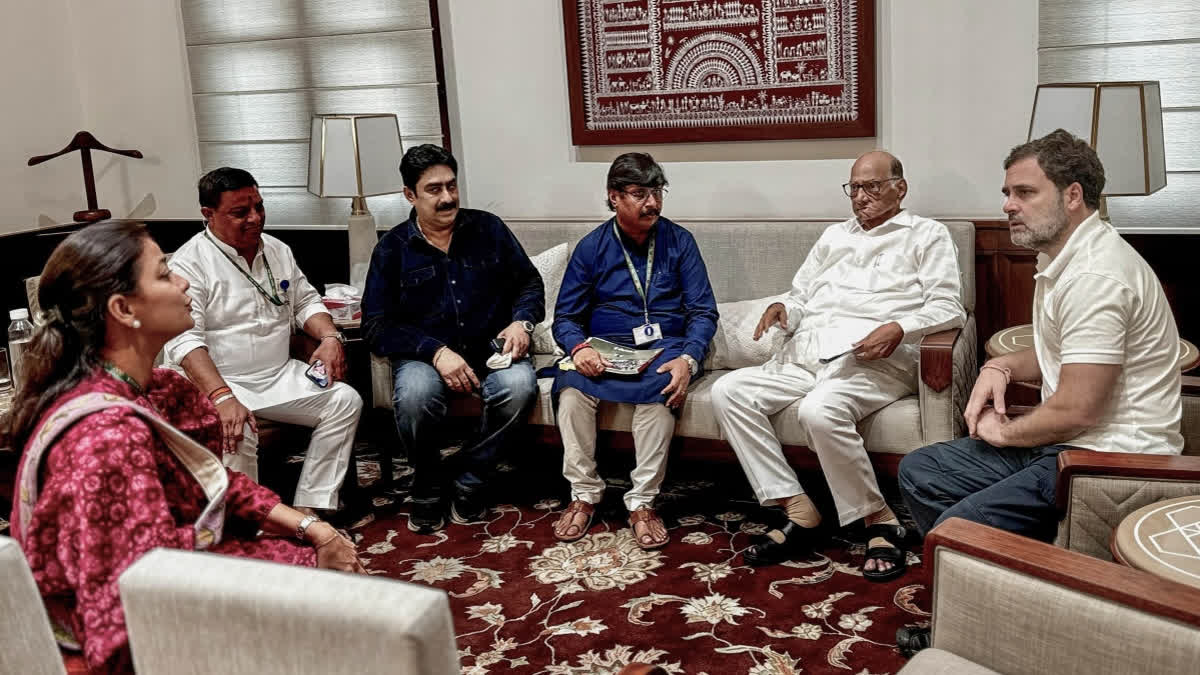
[563,0,875,144]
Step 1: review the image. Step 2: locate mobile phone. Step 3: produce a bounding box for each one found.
[490,337,506,353]
[305,359,330,388]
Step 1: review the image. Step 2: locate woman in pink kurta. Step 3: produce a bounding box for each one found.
[6,222,365,673]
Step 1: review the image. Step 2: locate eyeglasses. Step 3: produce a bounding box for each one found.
[622,187,668,202]
[842,177,901,197]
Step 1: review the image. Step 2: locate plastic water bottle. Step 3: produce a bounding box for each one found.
[8,309,34,391]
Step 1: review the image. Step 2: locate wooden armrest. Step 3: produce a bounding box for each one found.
[926,517,1200,627]
[919,327,960,393]
[1183,375,1200,396]
[1055,449,1200,511]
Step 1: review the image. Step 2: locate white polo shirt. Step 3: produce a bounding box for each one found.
[1033,211,1182,455]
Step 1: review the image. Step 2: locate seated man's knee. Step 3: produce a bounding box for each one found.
[898,448,934,492]
[330,382,364,417]
[710,373,747,412]
[795,396,850,436]
[486,361,538,407]
[557,387,594,416]
[392,362,447,419]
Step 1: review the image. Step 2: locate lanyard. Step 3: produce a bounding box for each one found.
[102,361,146,397]
[204,230,284,306]
[612,220,655,325]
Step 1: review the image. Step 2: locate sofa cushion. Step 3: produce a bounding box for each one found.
[703,294,789,370]
[528,243,569,355]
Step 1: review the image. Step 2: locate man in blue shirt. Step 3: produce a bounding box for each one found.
[363,145,544,533]
[551,153,718,550]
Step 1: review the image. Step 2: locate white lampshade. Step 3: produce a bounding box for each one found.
[1028,82,1166,196]
[307,114,405,198]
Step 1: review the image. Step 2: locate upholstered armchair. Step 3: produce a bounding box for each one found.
[1053,379,1200,560]
[118,548,459,674]
[901,518,1200,675]
[0,535,66,675]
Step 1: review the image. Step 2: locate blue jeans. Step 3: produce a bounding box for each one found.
[898,437,1066,542]
[391,358,537,500]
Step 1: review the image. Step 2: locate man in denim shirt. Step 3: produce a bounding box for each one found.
[363,144,544,532]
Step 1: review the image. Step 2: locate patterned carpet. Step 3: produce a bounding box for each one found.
[341,450,930,675]
[0,447,930,674]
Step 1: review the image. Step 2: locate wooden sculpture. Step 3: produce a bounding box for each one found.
[28,131,143,223]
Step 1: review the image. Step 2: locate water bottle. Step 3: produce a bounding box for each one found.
[8,308,34,391]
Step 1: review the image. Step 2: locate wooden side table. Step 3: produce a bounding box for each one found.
[1111,495,1200,590]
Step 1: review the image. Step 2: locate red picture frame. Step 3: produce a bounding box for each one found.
[563,0,876,145]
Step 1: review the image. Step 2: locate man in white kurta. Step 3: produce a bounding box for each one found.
[165,167,362,512]
[711,151,964,576]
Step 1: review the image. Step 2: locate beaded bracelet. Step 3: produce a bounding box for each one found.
[207,385,232,401]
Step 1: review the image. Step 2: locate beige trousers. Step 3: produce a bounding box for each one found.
[227,381,363,510]
[711,360,913,526]
[557,387,676,510]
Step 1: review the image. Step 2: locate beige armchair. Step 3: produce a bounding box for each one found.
[0,535,66,675]
[902,517,1200,675]
[118,548,459,675]
[1053,379,1200,560]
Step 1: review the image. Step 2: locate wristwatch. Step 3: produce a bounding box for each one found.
[680,353,699,376]
[322,331,347,346]
[296,514,321,541]
[519,320,535,334]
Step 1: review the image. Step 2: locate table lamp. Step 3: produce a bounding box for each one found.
[307,114,405,289]
[1027,81,1166,219]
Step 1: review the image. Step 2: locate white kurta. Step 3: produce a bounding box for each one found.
[164,229,331,409]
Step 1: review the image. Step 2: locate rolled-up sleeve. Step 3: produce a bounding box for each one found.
[284,247,330,328]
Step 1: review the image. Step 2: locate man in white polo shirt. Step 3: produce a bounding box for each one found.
[899,129,1183,546]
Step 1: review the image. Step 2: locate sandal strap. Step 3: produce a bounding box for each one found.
[563,500,595,517]
[628,507,661,525]
[864,545,905,564]
[864,522,906,546]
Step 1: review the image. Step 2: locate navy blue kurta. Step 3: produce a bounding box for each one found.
[552,217,718,404]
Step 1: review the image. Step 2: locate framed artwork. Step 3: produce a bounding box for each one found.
[563,0,875,145]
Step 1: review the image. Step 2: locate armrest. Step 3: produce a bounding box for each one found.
[919,327,959,392]
[1055,449,1200,512]
[1183,375,1200,396]
[927,517,1200,628]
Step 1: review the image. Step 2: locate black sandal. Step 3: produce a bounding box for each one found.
[896,626,931,657]
[862,523,907,582]
[743,521,821,567]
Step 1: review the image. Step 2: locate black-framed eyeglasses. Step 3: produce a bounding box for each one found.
[622,187,668,202]
[842,177,901,197]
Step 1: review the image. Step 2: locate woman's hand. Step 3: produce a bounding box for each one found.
[310,523,367,574]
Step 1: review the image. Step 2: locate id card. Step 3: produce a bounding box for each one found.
[633,322,662,345]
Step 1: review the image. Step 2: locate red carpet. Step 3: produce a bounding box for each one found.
[349,464,929,675]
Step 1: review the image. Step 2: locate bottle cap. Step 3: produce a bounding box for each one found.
[9,309,29,321]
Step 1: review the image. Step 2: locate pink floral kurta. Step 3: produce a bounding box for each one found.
[12,368,316,673]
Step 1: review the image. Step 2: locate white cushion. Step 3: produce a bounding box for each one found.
[704,293,788,370]
[528,243,569,355]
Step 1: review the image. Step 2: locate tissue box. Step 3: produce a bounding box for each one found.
[322,297,361,321]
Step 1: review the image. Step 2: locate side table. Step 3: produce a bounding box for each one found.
[1111,495,1200,590]
[986,323,1200,372]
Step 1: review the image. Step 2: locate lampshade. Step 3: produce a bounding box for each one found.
[307,114,405,198]
[1028,82,1166,196]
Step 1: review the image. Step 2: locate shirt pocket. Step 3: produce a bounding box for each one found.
[396,265,444,318]
[867,251,918,291]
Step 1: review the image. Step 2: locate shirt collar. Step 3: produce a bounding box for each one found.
[851,208,912,233]
[406,209,465,244]
[1034,210,1102,280]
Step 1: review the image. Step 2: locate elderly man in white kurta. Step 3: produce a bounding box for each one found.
[165,167,363,514]
[711,151,964,580]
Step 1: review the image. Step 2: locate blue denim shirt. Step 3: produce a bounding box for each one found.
[363,208,545,366]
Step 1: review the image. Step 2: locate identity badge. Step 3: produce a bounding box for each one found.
[633,322,662,345]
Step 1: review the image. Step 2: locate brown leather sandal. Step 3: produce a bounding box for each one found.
[553,500,596,542]
[629,506,670,550]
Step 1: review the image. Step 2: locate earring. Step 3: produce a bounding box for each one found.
[131,318,142,329]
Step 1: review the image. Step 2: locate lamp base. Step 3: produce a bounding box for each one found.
[348,210,378,290]
[74,209,111,223]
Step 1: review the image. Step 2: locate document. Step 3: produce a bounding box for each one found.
[558,337,665,375]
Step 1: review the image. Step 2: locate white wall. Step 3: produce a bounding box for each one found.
[442,0,1038,222]
[0,1,200,234]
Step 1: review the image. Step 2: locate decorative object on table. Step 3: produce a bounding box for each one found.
[307,114,405,289]
[987,323,1198,373]
[1027,81,1167,219]
[561,0,875,144]
[26,131,144,223]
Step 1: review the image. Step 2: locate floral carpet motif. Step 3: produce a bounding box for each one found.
[348,458,930,675]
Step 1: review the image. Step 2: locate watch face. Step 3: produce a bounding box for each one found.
[521,321,535,333]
